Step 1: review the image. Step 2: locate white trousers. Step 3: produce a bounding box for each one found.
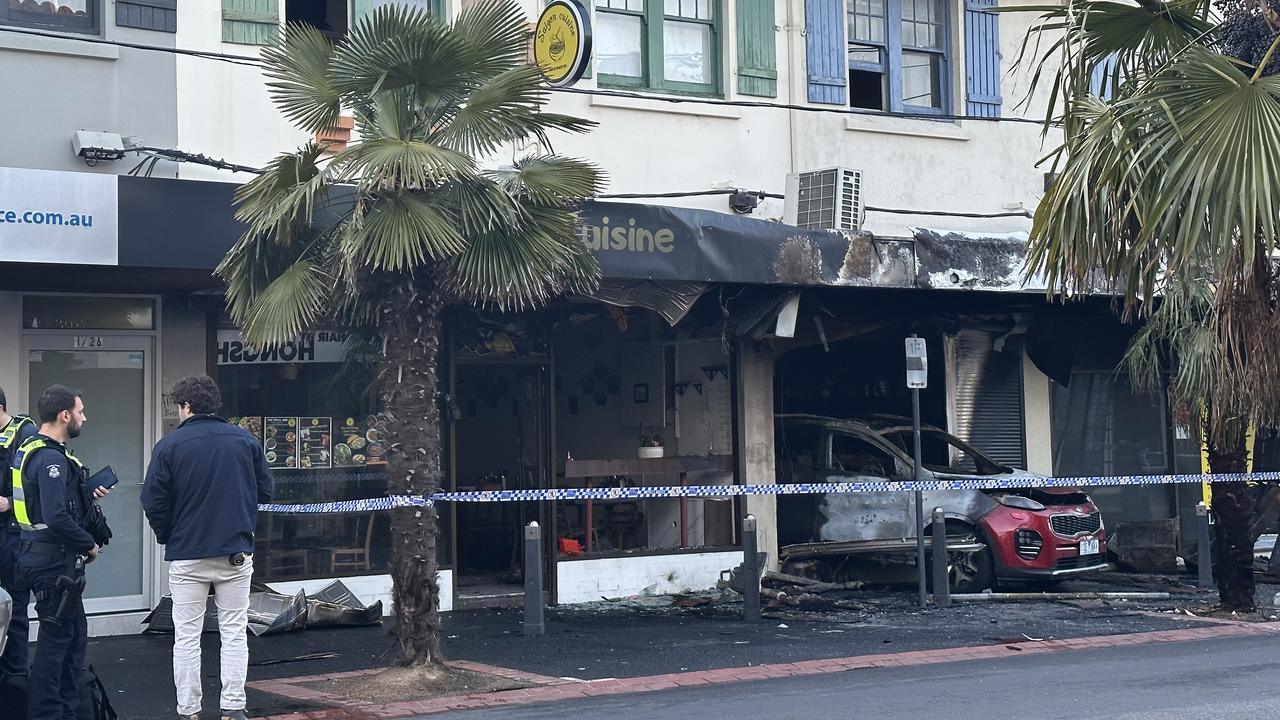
[169,555,254,715]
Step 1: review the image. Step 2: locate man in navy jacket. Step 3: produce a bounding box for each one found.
[142,375,272,720]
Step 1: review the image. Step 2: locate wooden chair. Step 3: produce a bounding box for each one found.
[329,513,376,574]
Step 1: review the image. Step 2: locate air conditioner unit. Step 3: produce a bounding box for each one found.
[784,167,864,231]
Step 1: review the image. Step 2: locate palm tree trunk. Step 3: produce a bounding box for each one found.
[1207,442,1257,612]
[377,276,445,666]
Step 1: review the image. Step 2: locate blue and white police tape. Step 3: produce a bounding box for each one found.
[255,470,1280,514]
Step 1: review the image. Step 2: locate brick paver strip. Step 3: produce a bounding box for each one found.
[253,621,1280,719]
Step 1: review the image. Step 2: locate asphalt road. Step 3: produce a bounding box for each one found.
[426,633,1280,719]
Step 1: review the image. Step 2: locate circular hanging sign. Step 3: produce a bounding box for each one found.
[533,0,592,87]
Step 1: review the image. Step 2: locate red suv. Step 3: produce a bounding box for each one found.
[775,415,1108,592]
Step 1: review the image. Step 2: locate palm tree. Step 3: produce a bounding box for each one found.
[215,1,603,665]
[1010,0,1280,610]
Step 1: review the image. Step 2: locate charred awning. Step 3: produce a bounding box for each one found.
[586,279,712,325]
[913,228,1045,292]
[581,201,848,285]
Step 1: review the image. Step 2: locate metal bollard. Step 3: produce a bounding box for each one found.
[1196,502,1212,589]
[931,507,950,607]
[524,521,545,636]
[743,515,761,623]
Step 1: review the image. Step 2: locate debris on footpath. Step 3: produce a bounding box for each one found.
[141,579,382,636]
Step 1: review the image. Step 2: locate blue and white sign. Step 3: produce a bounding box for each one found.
[0,167,118,266]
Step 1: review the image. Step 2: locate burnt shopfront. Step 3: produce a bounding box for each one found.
[1,168,856,625]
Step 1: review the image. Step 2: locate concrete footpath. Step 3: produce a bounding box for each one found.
[72,577,1279,719]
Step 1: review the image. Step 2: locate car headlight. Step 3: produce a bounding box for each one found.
[994,494,1046,511]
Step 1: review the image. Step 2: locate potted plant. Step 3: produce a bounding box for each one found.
[637,429,665,459]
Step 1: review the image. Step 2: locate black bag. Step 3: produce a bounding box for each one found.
[77,665,118,720]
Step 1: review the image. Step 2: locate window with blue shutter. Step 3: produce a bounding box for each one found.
[847,0,950,114]
[736,0,777,97]
[117,0,176,33]
[222,0,279,45]
[963,0,1001,118]
[805,0,847,104]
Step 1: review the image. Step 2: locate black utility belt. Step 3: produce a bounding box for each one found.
[20,540,75,559]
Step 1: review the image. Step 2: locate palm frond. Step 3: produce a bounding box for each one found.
[343,191,469,271]
[448,0,536,82]
[487,155,604,206]
[234,144,333,241]
[260,23,343,135]
[1004,0,1216,125]
[439,65,597,156]
[332,5,472,104]
[440,200,599,309]
[240,258,336,347]
[334,135,477,191]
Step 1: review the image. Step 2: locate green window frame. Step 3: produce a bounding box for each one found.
[595,0,722,96]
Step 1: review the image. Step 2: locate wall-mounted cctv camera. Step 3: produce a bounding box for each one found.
[72,130,126,166]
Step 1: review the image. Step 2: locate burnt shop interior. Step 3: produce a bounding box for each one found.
[447,304,738,605]
[212,300,739,604]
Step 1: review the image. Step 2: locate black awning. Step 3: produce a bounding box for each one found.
[114,176,850,286]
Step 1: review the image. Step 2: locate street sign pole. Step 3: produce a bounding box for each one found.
[913,387,927,607]
[905,334,929,608]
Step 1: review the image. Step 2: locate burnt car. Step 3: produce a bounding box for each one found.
[775,414,1108,592]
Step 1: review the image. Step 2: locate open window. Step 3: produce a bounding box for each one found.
[286,0,347,39]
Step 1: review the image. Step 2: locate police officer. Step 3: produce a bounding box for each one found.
[11,385,108,720]
[0,386,37,708]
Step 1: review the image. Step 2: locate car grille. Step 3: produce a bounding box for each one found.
[1051,512,1101,537]
[1056,554,1103,571]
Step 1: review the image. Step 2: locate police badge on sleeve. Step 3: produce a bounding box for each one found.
[47,464,61,478]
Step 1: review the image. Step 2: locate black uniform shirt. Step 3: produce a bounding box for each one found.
[19,436,95,553]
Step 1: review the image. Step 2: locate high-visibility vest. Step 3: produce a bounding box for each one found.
[0,415,34,456]
[10,435,86,533]
[1,416,35,516]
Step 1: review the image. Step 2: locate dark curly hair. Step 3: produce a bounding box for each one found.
[172,375,223,416]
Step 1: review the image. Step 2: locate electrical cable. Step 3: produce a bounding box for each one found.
[133,146,264,175]
[599,188,1032,218]
[0,25,265,68]
[0,25,1049,126]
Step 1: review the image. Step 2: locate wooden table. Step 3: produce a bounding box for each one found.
[563,456,734,551]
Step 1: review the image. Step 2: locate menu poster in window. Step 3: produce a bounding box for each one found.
[334,415,386,467]
[228,416,263,443]
[264,417,298,470]
[299,417,332,470]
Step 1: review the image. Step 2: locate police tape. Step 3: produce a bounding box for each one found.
[254,470,1280,514]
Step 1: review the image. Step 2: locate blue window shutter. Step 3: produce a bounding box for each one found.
[805,0,846,105]
[964,0,1001,118]
[1090,53,1119,100]
[222,0,279,45]
[737,0,778,97]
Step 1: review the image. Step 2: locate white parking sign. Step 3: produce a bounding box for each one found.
[905,337,928,389]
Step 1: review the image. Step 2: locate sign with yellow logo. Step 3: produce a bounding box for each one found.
[534,0,592,87]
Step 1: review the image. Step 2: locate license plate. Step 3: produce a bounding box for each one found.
[1079,537,1100,556]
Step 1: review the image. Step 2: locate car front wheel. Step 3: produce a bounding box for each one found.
[925,531,995,594]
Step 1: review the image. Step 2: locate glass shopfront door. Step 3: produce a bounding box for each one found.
[23,334,155,614]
